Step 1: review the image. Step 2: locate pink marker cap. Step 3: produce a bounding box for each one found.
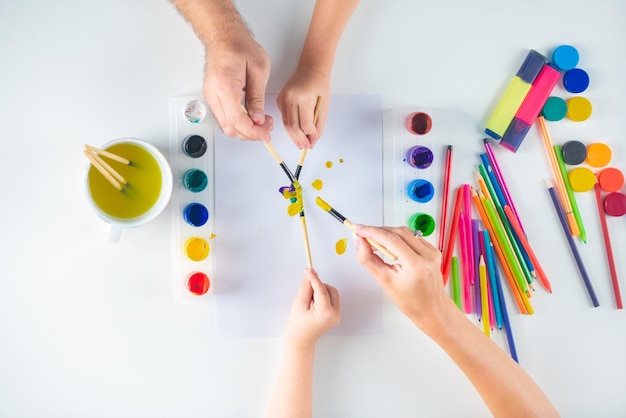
[516,65,561,125]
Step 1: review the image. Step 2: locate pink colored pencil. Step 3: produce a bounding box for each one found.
[463,184,475,285]
[442,187,464,283]
[459,212,472,313]
[484,139,526,235]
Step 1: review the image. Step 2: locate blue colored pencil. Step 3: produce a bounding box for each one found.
[484,230,503,330]
[488,237,518,362]
[546,182,599,307]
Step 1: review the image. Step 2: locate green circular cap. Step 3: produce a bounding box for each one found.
[542,96,568,121]
[408,213,435,236]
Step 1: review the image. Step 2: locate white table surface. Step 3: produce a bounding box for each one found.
[1,1,625,416]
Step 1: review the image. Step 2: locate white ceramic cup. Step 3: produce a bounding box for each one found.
[85,137,173,242]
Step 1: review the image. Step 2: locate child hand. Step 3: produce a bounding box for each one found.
[285,268,340,350]
[276,68,330,149]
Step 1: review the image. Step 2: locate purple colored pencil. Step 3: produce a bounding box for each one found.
[547,182,599,307]
[484,139,526,235]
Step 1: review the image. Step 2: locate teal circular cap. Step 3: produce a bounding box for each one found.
[552,45,579,71]
[563,68,590,93]
[542,96,568,121]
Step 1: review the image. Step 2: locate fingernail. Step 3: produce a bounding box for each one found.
[251,111,265,124]
[353,224,364,230]
[352,232,360,248]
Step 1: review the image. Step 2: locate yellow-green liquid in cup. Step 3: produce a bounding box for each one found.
[88,142,162,219]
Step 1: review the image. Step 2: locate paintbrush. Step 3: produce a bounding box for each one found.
[315,196,397,261]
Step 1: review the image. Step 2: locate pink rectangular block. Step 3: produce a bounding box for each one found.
[515,64,561,125]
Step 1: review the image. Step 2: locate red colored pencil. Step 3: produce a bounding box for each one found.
[593,183,623,309]
[442,186,464,284]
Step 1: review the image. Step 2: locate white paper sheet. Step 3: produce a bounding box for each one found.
[214,95,384,337]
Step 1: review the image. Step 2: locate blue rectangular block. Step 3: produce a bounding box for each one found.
[516,49,547,84]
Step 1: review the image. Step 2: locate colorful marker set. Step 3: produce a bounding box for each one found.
[485,45,590,153]
[391,108,438,238]
[168,96,215,298]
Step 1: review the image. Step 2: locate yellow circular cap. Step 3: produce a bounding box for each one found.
[184,237,210,261]
[566,97,592,121]
[568,167,597,192]
[586,142,612,167]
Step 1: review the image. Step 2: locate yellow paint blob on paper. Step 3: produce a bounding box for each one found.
[311,179,323,190]
[338,158,344,163]
[287,202,301,216]
[335,238,348,255]
[325,161,333,168]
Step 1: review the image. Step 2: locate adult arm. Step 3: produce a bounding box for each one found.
[171,0,273,141]
[354,225,560,418]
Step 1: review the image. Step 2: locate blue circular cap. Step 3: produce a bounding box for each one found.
[183,202,209,227]
[563,68,589,93]
[552,45,579,71]
[407,179,434,203]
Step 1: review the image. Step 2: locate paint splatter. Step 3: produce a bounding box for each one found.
[311,179,323,190]
[338,158,344,163]
[283,181,304,217]
[335,237,348,255]
[325,161,333,168]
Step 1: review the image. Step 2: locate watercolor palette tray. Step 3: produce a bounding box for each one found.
[390,107,482,245]
[168,96,216,299]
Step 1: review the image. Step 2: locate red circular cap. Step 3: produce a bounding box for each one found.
[188,272,211,295]
[603,192,626,217]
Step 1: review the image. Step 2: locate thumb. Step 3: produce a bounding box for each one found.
[294,275,314,308]
[245,72,268,125]
[355,235,391,287]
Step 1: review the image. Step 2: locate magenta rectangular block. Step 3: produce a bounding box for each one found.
[515,64,561,125]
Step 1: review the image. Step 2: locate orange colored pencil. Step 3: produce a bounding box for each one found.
[503,205,552,293]
[471,188,529,314]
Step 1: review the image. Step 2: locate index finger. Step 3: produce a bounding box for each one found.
[354,225,423,266]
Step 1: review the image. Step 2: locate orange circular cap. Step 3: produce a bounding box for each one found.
[568,167,596,192]
[597,167,625,193]
[586,142,612,167]
[566,97,592,121]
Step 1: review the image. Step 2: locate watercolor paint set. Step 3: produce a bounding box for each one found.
[390,107,478,244]
[168,96,215,298]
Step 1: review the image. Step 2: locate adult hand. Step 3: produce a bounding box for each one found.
[203,31,274,141]
[285,268,341,350]
[277,68,329,149]
[354,225,449,330]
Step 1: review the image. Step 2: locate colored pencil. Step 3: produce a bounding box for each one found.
[451,256,462,310]
[537,117,580,237]
[554,144,587,243]
[489,238,519,363]
[484,138,526,235]
[459,212,472,314]
[503,205,552,293]
[483,230,503,330]
[471,188,529,314]
[438,145,453,252]
[593,183,623,309]
[442,186,464,283]
[546,181,599,307]
[315,196,397,261]
[479,256,490,337]
[463,184,475,285]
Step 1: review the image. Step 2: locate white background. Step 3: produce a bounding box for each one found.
[1,0,625,417]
